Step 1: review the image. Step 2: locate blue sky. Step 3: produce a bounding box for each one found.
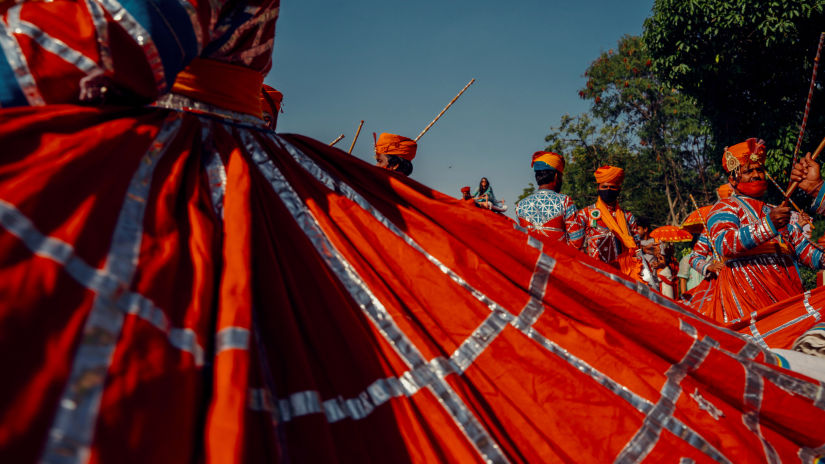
[269,1,654,216]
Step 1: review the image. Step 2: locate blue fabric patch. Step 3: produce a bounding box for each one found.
[532,161,557,172]
[816,184,825,212]
[707,212,738,229]
[812,247,823,269]
[714,233,727,256]
[0,54,27,106]
[740,226,756,249]
[120,0,199,89]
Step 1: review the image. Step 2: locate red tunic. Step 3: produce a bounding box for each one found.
[704,194,824,324]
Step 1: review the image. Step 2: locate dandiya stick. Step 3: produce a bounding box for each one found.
[792,32,825,167]
[347,120,364,154]
[781,133,825,206]
[415,78,476,142]
[328,134,345,147]
[766,173,811,228]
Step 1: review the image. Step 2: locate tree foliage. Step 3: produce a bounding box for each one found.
[643,0,825,180]
[546,36,720,227]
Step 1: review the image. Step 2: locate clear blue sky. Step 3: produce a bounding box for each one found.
[269,0,654,216]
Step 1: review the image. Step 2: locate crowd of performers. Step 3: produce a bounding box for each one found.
[510,141,825,359]
[3,0,825,461]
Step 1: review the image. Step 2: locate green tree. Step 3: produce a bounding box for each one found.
[516,183,535,203]
[643,0,825,181]
[545,36,720,227]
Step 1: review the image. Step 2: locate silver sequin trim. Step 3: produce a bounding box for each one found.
[154,93,266,126]
[215,326,250,354]
[616,321,725,464]
[200,121,227,220]
[8,9,99,74]
[84,0,113,71]
[246,132,509,463]
[96,0,166,91]
[0,9,45,105]
[273,135,732,461]
[40,115,182,464]
[0,200,205,367]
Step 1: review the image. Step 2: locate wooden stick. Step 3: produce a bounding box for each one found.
[689,194,720,260]
[792,32,825,166]
[766,173,809,223]
[329,134,345,147]
[347,120,364,154]
[781,133,825,206]
[415,78,476,142]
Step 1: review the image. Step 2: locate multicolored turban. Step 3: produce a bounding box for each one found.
[531,151,565,173]
[594,165,625,184]
[722,138,766,174]
[716,183,733,199]
[375,133,417,161]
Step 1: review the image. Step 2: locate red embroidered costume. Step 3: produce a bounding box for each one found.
[0,3,823,463]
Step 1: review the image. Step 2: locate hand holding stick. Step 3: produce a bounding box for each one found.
[347,120,364,154]
[781,134,825,206]
[766,173,810,226]
[415,78,475,142]
[329,134,345,147]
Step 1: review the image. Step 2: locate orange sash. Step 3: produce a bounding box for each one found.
[595,197,637,250]
[170,58,264,117]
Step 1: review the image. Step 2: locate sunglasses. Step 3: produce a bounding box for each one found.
[598,185,620,191]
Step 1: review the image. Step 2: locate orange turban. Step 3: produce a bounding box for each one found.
[716,183,733,199]
[594,165,625,184]
[260,84,283,116]
[375,133,417,161]
[723,138,766,173]
[531,151,565,173]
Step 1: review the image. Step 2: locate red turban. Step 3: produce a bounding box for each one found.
[375,133,417,161]
[460,186,471,193]
[260,84,283,116]
[716,183,733,199]
[723,138,766,173]
[594,165,625,184]
[531,151,565,173]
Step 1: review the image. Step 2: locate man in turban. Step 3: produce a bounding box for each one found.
[515,151,583,248]
[374,132,416,176]
[460,186,477,206]
[576,165,644,280]
[702,138,825,323]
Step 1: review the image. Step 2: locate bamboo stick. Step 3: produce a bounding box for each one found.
[414,78,476,142]
[781,133,825,206]
[792,32,825,166]
[766,173,810,227]
[347,120,364,154]
[329,134,345,147]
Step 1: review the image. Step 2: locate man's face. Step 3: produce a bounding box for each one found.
[598,182,620,192]
[733,161,765,185]
[462,191,472,200]
[375,153,389,168]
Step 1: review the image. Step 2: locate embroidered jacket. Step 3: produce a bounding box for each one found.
[515,189,583,248]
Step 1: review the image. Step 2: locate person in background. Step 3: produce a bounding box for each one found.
[515,151,582,248]
[678,234,705,296]
[374,132,416,176]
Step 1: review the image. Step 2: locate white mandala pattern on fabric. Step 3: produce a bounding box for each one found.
[517,190,565,227]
